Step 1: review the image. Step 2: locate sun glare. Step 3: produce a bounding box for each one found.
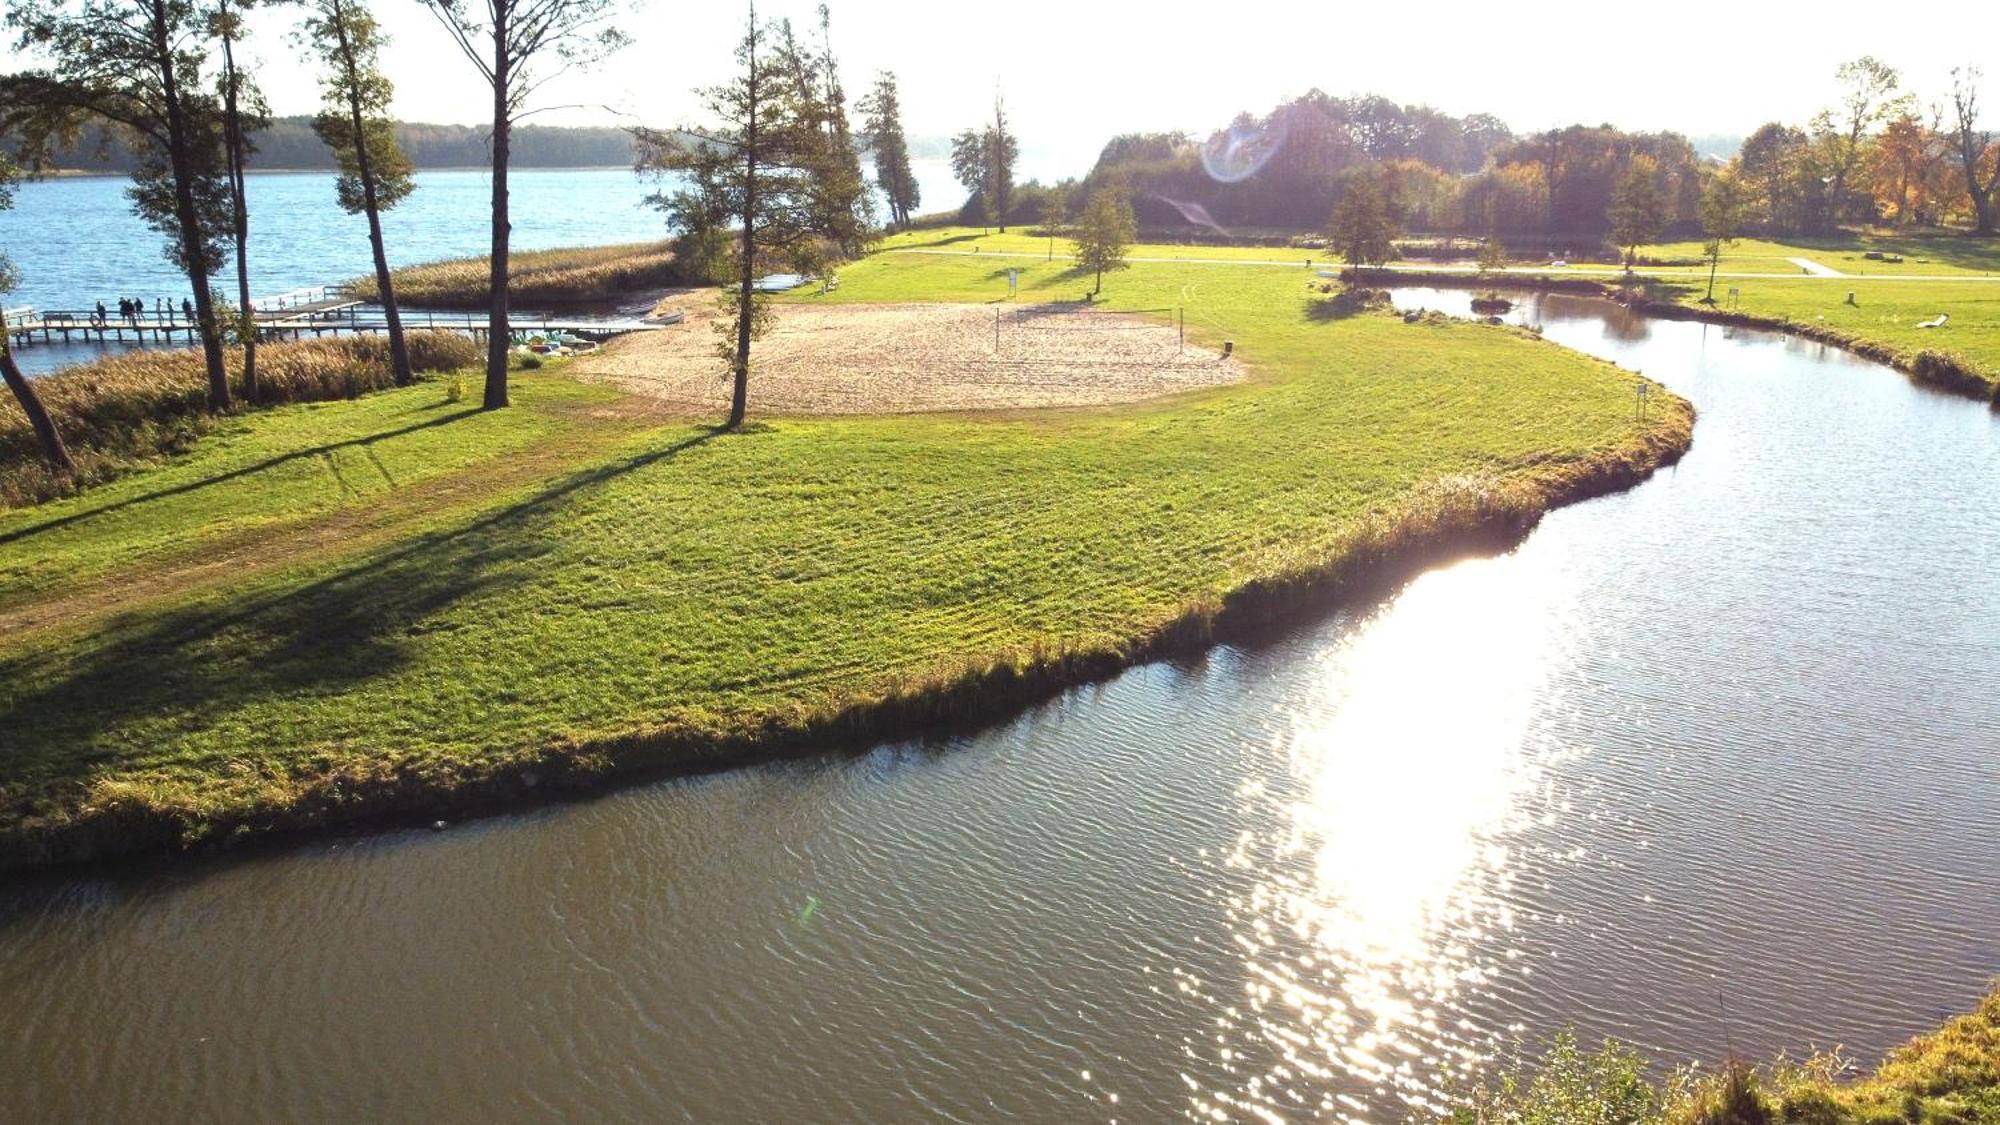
[1209,553,1571,1116]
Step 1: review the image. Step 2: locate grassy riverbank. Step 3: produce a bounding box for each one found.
[1655,278,2000,401]
[0,251,1686,868]
[347,241,681,308]
[1348,265,2000,404]
[1458,982,2000,1125]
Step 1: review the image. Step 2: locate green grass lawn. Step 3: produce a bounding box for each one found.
[0,373,621,609]
[0,251,1683,862]
[877,225,1319,263]
[872,226,2000,394]
[1643,232,2000,277]
[883,226,2000,279]
[1667,276,2000,388]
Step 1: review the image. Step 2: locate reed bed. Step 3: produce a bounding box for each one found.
[0,331,479,506]
[349,242,681,309]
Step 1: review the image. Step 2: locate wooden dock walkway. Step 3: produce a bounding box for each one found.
[6,285,680,351]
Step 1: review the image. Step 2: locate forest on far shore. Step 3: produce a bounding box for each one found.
[19,115,638,171]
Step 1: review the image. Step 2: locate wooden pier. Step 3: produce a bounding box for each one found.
[6,285,679,351]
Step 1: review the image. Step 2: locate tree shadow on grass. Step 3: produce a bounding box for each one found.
[0,427,725,795]
[0,406,484,546]
[893,232,982,250]
[1785,231,2000,275]
[1303,289,1382,321]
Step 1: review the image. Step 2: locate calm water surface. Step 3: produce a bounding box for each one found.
[0,290,1995,1121]
[1,162,971,375]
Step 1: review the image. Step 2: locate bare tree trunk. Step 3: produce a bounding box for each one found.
[1962,141,1996,234]
[364,191,410,385]
[220,21,257,401]
[724,32,759,432]
[482,9,511,410]
[730,164,755,429]
[337,12,411,385]
[152,0,230,412]
[0,309,74,473]
[730,229,753,430]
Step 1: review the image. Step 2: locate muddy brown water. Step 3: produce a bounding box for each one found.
[1,289,1996,1122]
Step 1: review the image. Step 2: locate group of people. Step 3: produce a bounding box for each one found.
[89,296,197,329]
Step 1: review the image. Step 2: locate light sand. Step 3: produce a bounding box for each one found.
[572,300,1243,415]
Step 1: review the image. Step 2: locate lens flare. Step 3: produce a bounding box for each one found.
[1155,196,1229,236]
[1201,116,1287,184]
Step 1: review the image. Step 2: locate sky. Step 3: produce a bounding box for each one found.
[176,0,2000,177]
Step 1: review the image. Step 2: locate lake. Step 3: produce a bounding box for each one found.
[0,288,1993,1120]
[1,161,975,375]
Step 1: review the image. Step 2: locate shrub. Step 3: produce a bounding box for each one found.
[1673,1062,1777,1125]
[1449,986,2000,1125]
[1453,1032,1664,1125]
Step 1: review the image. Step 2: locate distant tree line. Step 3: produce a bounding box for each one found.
[1056,62,2000,244]
[5,114,639,172]
[1737,59,2000,235]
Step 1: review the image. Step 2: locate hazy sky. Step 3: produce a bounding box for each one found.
[212,0,1998,175]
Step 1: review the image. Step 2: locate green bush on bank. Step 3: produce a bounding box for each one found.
[1450,984,2000,1125]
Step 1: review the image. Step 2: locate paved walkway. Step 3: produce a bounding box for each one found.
[1785,256,1846,277]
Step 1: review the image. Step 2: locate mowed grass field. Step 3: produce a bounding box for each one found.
[881,225,2000,279]
[1644,232,2000,277]
[873,227,1998,395]
[0,252,1685,861]
[1660,276,2000,394]
[877,225,1321,263]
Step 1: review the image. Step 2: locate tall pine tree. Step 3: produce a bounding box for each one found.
[5,0,237,412]
[208,0,267,400]
[302,0,417,384]
[635,5,816,429]
[859,70,918,228]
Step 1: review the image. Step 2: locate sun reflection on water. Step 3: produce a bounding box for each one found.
[1194,554,1571,1121]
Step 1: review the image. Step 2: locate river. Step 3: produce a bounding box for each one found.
[0,289,1995,1121]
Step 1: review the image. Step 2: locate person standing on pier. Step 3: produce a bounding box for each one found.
[93,301,107,328]
[117,298,131,325]
[181,298,194,325]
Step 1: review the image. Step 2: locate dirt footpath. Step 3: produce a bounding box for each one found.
[571,301,1243,415]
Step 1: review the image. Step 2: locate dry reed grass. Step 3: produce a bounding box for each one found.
[348,242,681,309]
[0,331,480,506]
